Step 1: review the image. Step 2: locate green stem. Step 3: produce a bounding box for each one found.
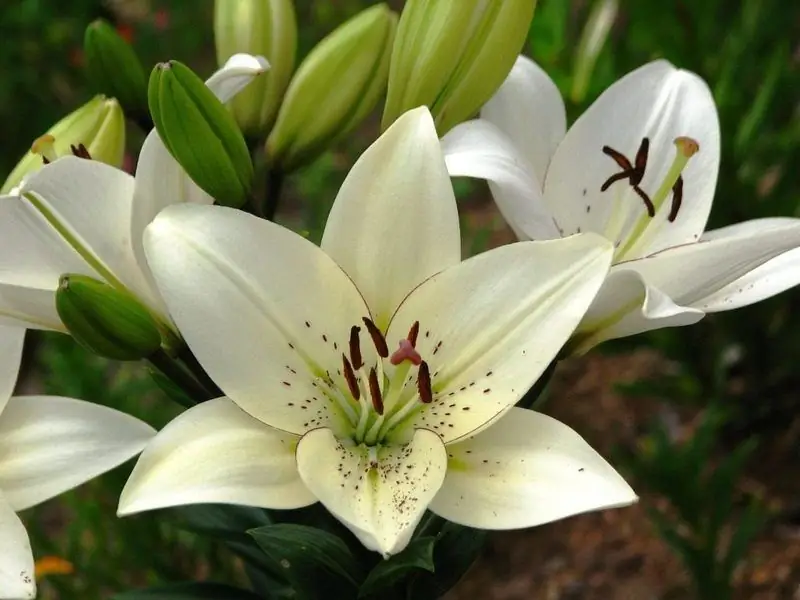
[263,167,285,221]
[178,344,224,398]
[147,348,210,404]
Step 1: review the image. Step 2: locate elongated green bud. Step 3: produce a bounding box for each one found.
[214,0,297,136]
[56,275,162,361]
[382,0,536,135]
[1,96,124,194]
[84,19,149,119]
[266,4,397,172]
[148,60,254,207]
[570,0,618,103]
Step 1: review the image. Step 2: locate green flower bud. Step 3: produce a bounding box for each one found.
[56,274,162,361]
[382,0,536,136]
[84,19,149,120]
[1,95,125,194]
[214,0,297,137]
[148,60,254,207]
[570,0,618,103]
[266,4,396,172]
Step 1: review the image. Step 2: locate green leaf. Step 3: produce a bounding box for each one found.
[112,582,262,600]
[359,537,435,597]
[407,522,487,600]
[249,523,363,599]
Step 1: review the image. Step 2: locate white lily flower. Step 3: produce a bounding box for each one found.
[118,107,636,557]
[0,395,155,599]
[442,57,800,352]
[0,54,269,359]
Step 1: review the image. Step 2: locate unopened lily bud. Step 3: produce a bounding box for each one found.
[148,60,254,207]
[570,0,618,103]
[214,0,297,136]
[1,95,125,194]
[56,274,162,361]
[266,4,396,172]
[382,0,535,135]
[84,19,149,119]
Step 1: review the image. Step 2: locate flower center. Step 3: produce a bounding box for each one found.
[331,318,433,446]
[31,134,92,165]
[600,136,699,262]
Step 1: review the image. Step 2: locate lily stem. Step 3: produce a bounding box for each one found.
[178,344,224,399]
[148,348,211,405]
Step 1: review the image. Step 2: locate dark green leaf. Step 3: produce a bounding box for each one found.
[249,523,363,599]
[112,582,261,600]
[359,537,435,597]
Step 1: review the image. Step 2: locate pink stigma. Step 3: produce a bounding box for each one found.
[390,339,422,366]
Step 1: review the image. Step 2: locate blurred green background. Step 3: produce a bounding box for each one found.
[3,0,799,598]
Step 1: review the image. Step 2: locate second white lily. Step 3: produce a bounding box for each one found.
[442,57,800,352]
[118,107,636,557]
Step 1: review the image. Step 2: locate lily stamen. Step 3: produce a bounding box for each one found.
[349,325,363,369]
[362,317,388,357]
[368,367,383,415]
[31,134,58,165]
[342,354,360,400]
[407,321,420,347]
[417,361,432,404]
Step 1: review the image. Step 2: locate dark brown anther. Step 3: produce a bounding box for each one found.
[349,325,363,370]
[668,175,683,222]
[407,321,420,347]
[368,367,383,415]
[600,138,655,218]
[362,317,388,357]
[342,354,360,400]
[70,143,92,160]
[417,361,432,404]
[41,156,51,165]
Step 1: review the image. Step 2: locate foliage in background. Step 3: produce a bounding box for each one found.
[3,0,799,597]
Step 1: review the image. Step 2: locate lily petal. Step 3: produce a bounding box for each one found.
[321,107,461,330]
[430,407,637,529]
[621,218,800,308]
[0,493,35,600]
[481,54,566,188]
[10,157,161,310]
[442,119,560,240]
[118,398,313,516]
[0,327,24,414]
[543,60,719,256]
[144,205,369,436]
[296,427,447,557]
[206,53,270,104]
[385,234,612,444]
[569,268,704,354]
[0,396,155,511]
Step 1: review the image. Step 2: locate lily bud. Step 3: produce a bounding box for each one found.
[382,0,536,136]
[1,95,125,194]
[214,0,297,137]
[84,19,149,119]
[148,60,254,207]
[56,275,162,361]
[266,4,396,172]
[570,0,618,103]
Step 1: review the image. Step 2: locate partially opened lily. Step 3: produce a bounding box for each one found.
[0,54,268,364]
[118,107,636,557]
[442,57,800,352]
[0,391,154,599]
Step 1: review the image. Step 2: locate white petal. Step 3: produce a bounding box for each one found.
[321,107,461,329]
[296,428,447,557]
[430,408,636,529]
[118,398,313,516]
[144,205,369,436]
[384,234,612,444]
[543,60,720,255]
[206,53,270,104]
[621,218,800,308]
[442,119,560,240]
[14,157,160,309]
[0,396,155,511]
[481,54,566,188]
[569,268,704,354]
[0,493,35,600]
[0,327,24,414]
